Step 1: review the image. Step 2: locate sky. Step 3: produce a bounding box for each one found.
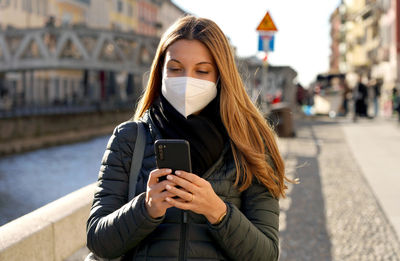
[171,0,341,86]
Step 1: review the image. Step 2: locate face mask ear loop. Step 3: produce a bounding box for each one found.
[216,76,221,91]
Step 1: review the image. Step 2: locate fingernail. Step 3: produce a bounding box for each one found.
[166,169,172,173]
[175,171,181,176]
[167,175,173,180]
[166,185,172,190]
[166,197,171,202]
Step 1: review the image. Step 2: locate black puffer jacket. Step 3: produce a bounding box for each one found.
[86,112,280,261]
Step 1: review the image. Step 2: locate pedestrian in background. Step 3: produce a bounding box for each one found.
[370,78,382,118]
[392,87,400,122]
[86,16,290,261]
[338,77,351,116]
[353,74,369,120]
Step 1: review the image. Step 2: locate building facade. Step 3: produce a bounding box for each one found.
[345,0,381,81]
[0,0,185,114]
[86,0,110,29]
[330,0,400,116]
[159,0,187,36]
[108,0,138,31]
[0,0,50,28]
[0,0,92,112]
[330,7,342,73]
[137,0,161,36]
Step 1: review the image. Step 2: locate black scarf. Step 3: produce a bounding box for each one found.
[149,94,227,176]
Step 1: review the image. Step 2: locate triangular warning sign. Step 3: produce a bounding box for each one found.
[256,12,278,32]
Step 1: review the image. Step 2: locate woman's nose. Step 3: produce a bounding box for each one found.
[183,71,195,78]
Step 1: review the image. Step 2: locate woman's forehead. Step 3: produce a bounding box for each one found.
[165,39,215,65]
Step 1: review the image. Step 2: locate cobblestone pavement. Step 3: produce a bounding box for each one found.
[278,117,400,261]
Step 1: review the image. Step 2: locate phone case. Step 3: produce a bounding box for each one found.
[154,139,192,174]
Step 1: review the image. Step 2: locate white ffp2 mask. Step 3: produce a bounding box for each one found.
[161,76,217,118]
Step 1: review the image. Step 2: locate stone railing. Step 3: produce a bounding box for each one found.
[0,183,96,261]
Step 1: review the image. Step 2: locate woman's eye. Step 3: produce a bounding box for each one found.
[168,68,181,72]
[197,71,209,74]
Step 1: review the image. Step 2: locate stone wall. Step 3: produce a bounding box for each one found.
[0,109,134,157]
[0,183,96,261]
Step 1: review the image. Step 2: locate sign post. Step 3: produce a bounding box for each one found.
[256,11,278,57]
[256,11,278,112]
[256,12,278,32]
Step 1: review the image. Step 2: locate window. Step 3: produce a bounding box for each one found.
[36,0,41,15]
[54,78,60,101]
[128,3,133,17]
[27,0,32,13]
[43,0,48,16]
[381,25,392,46]
[117,0,123,13]
[63,78,69,102]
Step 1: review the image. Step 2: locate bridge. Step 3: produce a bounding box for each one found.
[0,26,160,118]
[0,26,159,73]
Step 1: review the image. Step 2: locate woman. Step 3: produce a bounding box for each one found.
[87,16,289,261]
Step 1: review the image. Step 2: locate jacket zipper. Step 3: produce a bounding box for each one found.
[179,210,188,261]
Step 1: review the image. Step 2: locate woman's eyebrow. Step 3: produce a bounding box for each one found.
[196,61,213,65]
[168,59,182,64]
[167,59,213,66]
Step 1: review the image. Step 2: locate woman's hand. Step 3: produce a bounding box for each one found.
[145,168,178,219]
[164,171,227,224]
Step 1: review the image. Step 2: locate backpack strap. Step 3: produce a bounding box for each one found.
[128,121,146,200]
[85,122,146,261]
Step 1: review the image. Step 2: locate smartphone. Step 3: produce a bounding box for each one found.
[154,139,192,181]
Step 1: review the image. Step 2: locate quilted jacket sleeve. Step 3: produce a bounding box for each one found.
[86,122,163,259]
[208,181,280,261]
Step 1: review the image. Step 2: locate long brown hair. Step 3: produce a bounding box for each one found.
[134,16,289,198]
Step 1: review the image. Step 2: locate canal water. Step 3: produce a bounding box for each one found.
[0,135,110,226]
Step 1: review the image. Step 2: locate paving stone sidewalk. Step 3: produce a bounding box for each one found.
[278,117,400,261]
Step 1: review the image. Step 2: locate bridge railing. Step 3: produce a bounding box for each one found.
[0,26,159,73]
